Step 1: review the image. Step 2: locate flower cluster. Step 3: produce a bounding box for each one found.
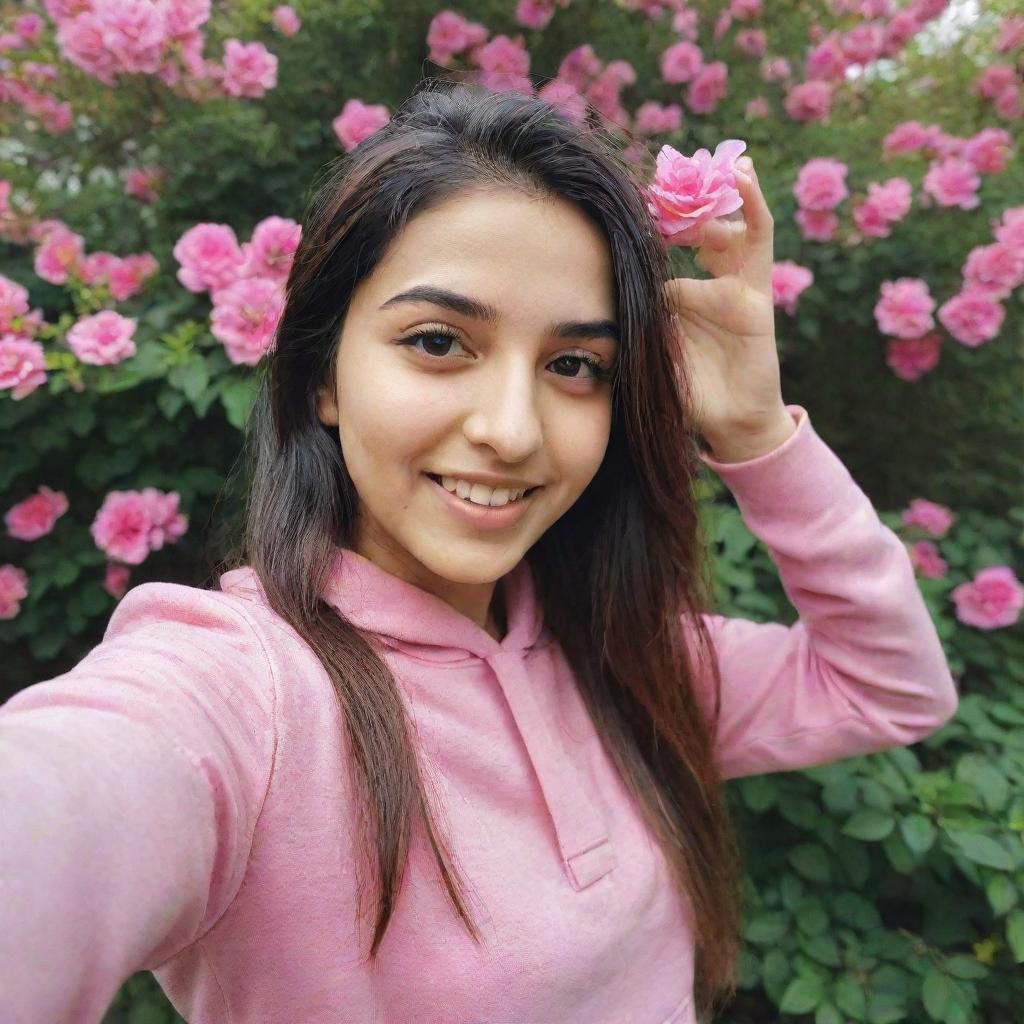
[89,487,188,565]
[173,215,300,364]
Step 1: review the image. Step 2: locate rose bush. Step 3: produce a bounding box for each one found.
[0,1,1021,1021]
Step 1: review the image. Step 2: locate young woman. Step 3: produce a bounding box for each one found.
[0,79,958,1024]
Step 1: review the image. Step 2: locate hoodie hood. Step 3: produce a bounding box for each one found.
[220,546,547,659]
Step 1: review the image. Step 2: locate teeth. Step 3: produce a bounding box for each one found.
[438,475,530,507]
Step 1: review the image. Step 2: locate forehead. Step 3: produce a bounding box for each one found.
[363,188,617,315]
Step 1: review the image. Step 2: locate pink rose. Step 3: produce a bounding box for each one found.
[771,261,814,315]
[909,540,948,580]
[0,274,30,332]
[995,207,1024,252]
[882,120,941,157]
[537,80,587,125]
[745,96,771,119]
[974,64,1016,101]
[902,498,954,536]
[66,309,137,366]
[793,157,849,210]
[471,34,530,76]
[807,34,848,82]
[557,44,602,91]
[34,225,85,285]
[885,333,941,381]
[107,253,159,302]
[173,223,246,294]
[937,286,1005,348]
[962,127,1012,175]
[922,157,981,210]
[0,564,29,620]
[962,242,1024,300]
[735,29,767,58]
[874,278,935,338]
[426,11,487,65]
[332,98,391,153]
[103,561,132,599]
[0,335,47,399]
[633,101,682,136]
[795,208,839,242]
[210,276,285,365]
[952,567,1023,630]
[685,61,728,115]
[646,138,747,244]
[90,487,188,565]
[220,39,278,98]
[124,165,165,203]
[5,485,69,541]
[996,15,1024,53]
[272,5,301,36]
[239,216,302,282]
[660,40,703,84]
[515,0,555,31]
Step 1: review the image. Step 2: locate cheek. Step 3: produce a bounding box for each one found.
[547,400,612,488]
[336,354,450,472]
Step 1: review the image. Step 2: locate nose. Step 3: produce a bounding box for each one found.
[461,357,544,464]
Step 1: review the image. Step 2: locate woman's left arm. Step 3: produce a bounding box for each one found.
[683,403,959,780]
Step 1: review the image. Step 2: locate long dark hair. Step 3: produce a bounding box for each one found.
[221,76,742,1021]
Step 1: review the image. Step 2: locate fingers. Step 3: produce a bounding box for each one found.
[733,158,772,243]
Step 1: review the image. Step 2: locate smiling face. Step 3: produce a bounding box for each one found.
[316,186,619,628]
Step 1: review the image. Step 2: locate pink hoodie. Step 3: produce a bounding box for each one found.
[0,404,958,1024]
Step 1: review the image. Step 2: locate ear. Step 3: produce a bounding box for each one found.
[316,376,339,427]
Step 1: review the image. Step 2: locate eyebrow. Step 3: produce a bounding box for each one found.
[378,285,620,344]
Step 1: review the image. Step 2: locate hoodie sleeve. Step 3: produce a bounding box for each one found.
[685,404,959,781]
[0,582,277,1024]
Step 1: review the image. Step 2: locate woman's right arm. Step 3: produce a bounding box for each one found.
[0,583,278,1024]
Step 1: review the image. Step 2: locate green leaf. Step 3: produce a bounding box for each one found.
[843,809,895,841]
[943,954,988,980]
[833,891,882,931]
[157,387,186,420]
[801,933,842,967]
[168,355,210,403]
[921,969,952,1020]
[796,900,829,936]
[946,830,1015,871]
[745,910,790,945]
[835,973,867,1020]
[780,975,825,1014]
[986,873,1017,915]
[867,992,908,1024]
[815,1002,843,1024]
[220,375,258,431]
[901,814,937,854]
[789,843,832,884]
[1008,909,1024,963]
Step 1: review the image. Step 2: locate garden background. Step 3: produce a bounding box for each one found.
[1,0,1022,1021]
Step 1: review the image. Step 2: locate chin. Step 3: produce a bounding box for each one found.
[415,543,525,585]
